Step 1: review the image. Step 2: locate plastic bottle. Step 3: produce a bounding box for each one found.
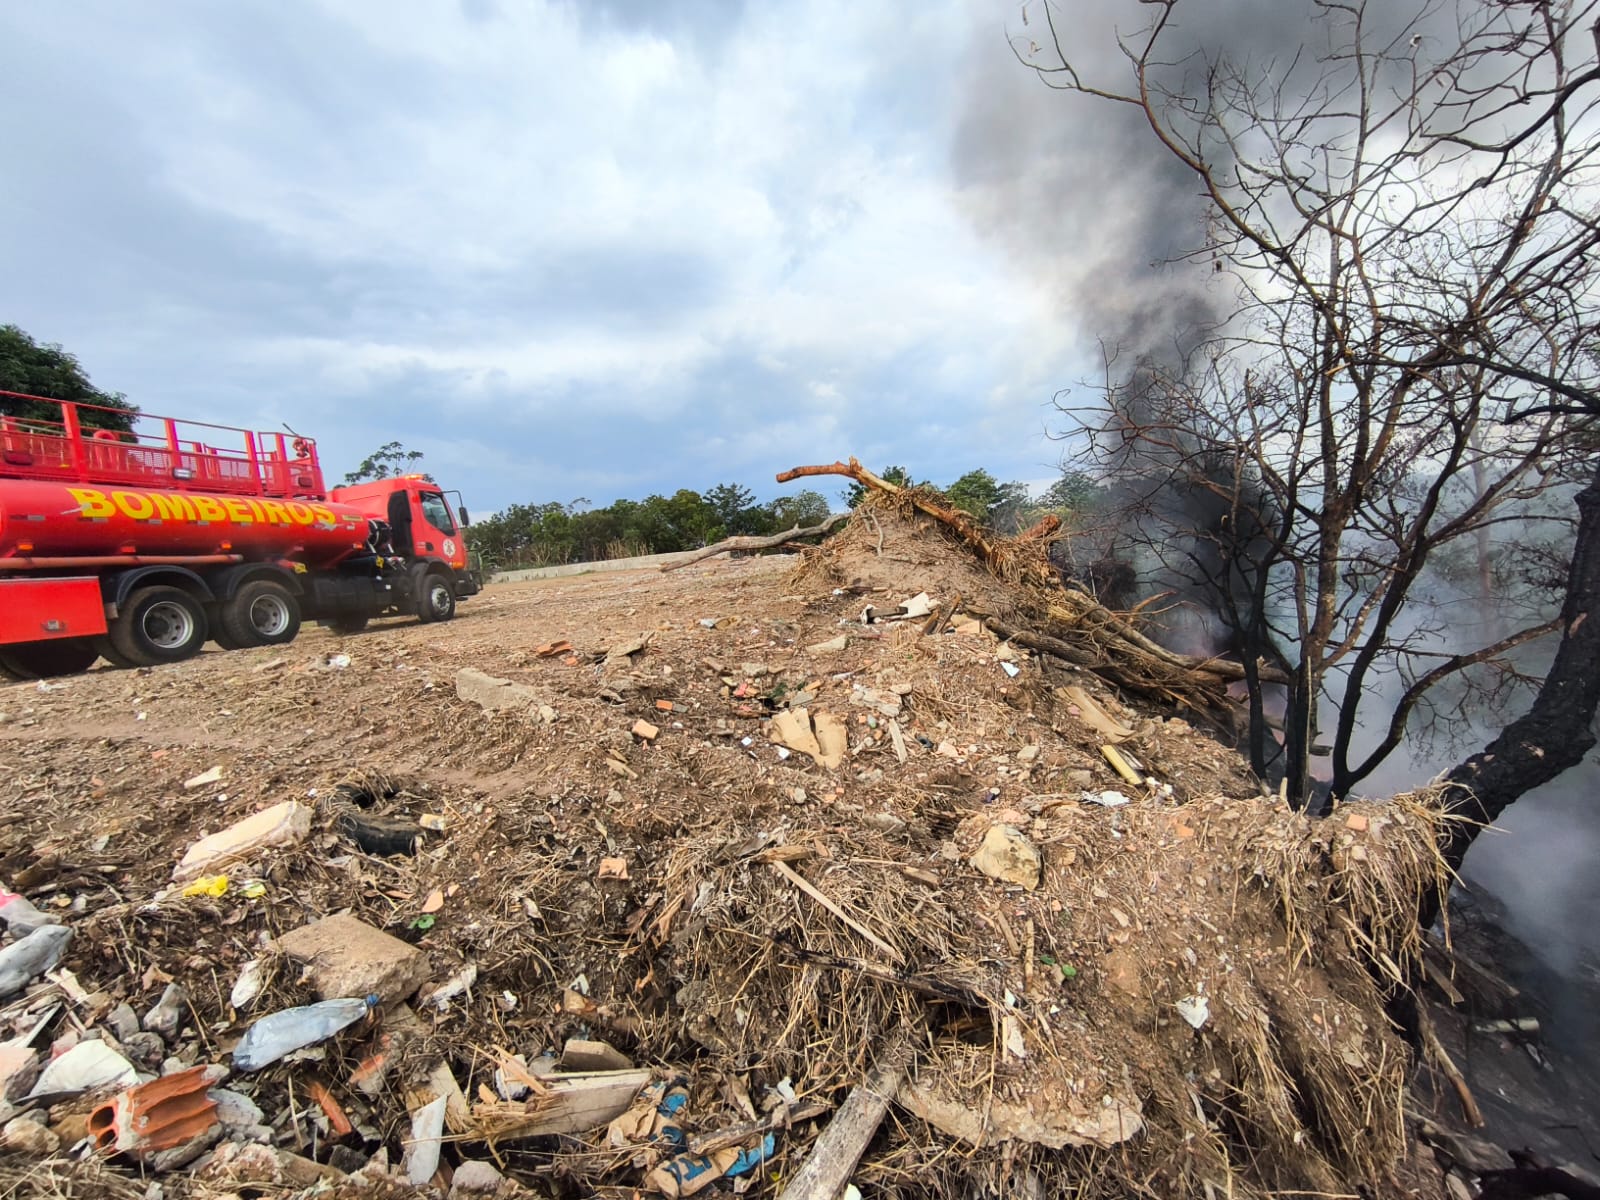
[0,924,73,998]
[0,888,62,937]
[232,995,379,1072]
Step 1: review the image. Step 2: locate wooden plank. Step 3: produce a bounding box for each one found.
[779,1057,907,1200]
[474,1068,651,1143]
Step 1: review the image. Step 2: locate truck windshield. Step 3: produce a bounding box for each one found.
[419,491,456,534]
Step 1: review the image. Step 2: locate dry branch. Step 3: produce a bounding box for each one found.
[662,512,850,571]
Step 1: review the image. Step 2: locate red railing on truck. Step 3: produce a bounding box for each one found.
[0,391,327,500]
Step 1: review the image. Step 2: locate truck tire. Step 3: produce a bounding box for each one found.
[220,580,302,648]
[328,615,370,636]
[414,569,457,624]
[108,586,209,667]
[92,636,139,670]
[0,637,100,680]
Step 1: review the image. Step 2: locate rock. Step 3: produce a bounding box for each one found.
[145,1123,223,1172]
[558,1038,631,1072]
[1017,744,1041,763]
[865,812,907,835]
[606,634,653,664]
[121,1031,166,1070]
[208,1087,266,1136]
[806,635,850,654]
[970,825,1043,891]
[450,1160,505,1196]
[105,1002,141,1043]
[172,801,312,882]
[2,1113,59,1154]
[1102,948,1144,998]
[200,1141,344,1188]
[143,983,187,1040]
[327,1145,369,1174]
[850,686,902,717]
[274,914,430,1005]
[455,667,541,714]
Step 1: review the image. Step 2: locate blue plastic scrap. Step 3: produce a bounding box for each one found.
[724,1133,777,1178]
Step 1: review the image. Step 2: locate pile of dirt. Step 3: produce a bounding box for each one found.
[0,501,1455,1199]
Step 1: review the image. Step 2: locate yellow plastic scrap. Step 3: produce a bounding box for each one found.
[181,874,230,898]
[238,880,267,899]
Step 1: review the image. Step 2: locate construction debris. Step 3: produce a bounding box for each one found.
[0,490,1525,1200]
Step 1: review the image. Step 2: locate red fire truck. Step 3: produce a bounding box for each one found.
[0,391,481,680]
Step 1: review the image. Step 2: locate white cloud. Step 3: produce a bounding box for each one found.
[0,0,1088,509]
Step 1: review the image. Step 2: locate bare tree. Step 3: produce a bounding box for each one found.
[1031,0,1600,859]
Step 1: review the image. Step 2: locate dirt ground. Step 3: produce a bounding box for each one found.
[0,513,1571,1199]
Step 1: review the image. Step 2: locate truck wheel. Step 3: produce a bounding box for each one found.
[328,616,370,636]
[108,586,209,667]
[414,570,457,624]
[0,637,100,679]
[220,580,302,648]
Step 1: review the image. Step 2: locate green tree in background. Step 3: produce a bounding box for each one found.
[705,482,770,537]
[1036,470,1101,514]
[343,441,432,486]
[769,489,832,530]
[469,485,841,570]
[0,324,137,432]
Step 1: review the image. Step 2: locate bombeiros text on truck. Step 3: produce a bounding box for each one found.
[0,391,481,679]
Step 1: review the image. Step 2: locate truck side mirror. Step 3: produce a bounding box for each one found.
[458,506,471,528]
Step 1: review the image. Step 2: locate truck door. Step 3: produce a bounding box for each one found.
[386,491,414,557]
[416,489,466,569]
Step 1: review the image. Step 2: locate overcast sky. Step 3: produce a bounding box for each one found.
[0,0,1128,512]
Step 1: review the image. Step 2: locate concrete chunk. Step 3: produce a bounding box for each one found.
[274,914,429,1005]
[455,667,540,713]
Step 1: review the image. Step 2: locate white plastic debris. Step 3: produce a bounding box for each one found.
[1084,790,1131,808]
[1176,995,1210,1030]
[404,1094,448,1184]
[230,959,267,1011]
[27,1040,137,1099]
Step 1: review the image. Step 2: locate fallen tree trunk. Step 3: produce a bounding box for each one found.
[662,512,850,572]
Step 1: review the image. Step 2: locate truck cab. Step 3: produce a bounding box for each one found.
[327,475,482,627]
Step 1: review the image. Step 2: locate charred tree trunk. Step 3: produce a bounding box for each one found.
[1433,461,1600,891]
